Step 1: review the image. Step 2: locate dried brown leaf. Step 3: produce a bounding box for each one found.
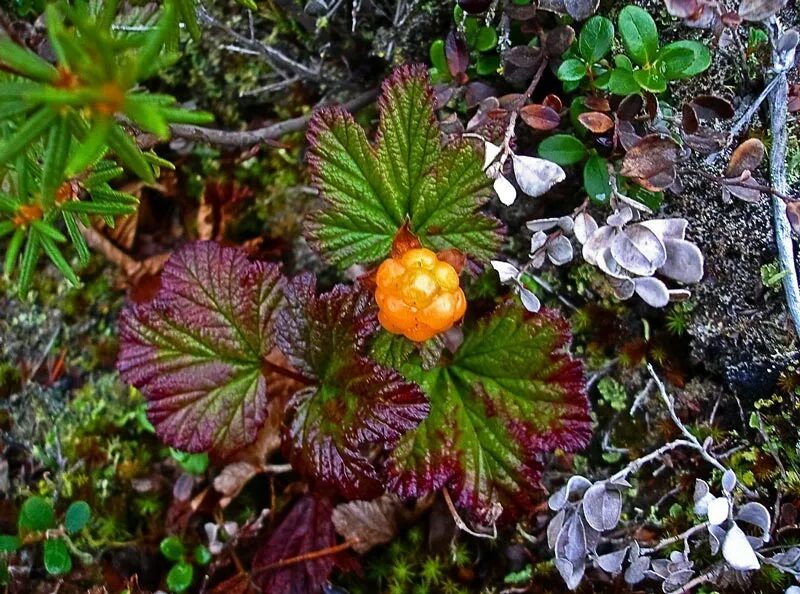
[332,495,407,554]
[726,138,766,177]
[620,135,680,190]
[520,104,561,130]
[579,112,614,134]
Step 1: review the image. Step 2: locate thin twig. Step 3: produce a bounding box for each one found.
[442,488,498,540]
[151,89,377,149]
[766,18,800,336]
[639,522,710,554]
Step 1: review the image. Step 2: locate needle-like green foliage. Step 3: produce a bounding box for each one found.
[0,0,213,292]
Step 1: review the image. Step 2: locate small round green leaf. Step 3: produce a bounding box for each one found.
[654,45,694,79]
[18,496,55,532]
[475,26,498,52]
[633,68,667,93]
[0,535,21,553]
[658,40,711,78]
[608,68,641,95]
[43,538,72,575]
[583,156,611,204]
[160,536,185,562]
[166,561,194,593]
[579,16,615,63]
[557,58,587,82]
[194,544,212,566]
[538,134,588,166]
[430,40,448,75]
[476,53,500,75]
[170,450,209,476]
[64,501,91,534]
[618,6,659,66]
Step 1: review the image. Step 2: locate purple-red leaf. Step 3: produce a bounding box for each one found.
[445,31,470,78]
[383,306,591,523]
[253,495,354,594]
[277,275,429,500]
[117,241,284,457]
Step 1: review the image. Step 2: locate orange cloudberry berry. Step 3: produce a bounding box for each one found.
[374,248,467,342]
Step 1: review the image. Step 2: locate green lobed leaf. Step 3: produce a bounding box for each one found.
[276,275,429,500]
[117,241,285,457]
[383,306,591,522]
[43,538,71,575]
[578,16,615,63]
[306,64,501,269]
[618,6,659,67]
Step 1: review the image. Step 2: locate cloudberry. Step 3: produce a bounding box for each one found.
[375,248,466,342]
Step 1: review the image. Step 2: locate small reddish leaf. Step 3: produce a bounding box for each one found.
[664,0,701,18]
[436,248,466,274]
[786,201,800,235]
[542,94,564,112]
[445,31,470,77]
[578,112,614,133]
[520,104,561,131]
[789,84,800,112]
[117,241,284,457]
[253,496,353,594]
[617,94,643,121]
[391,223,422,259]
[682,103,699,134]
[583,96,611,112]
[620,135,680,191]
[276,275,429,500]
[691,95,735,120]
[544,26,576,57]
[726,138,766,177]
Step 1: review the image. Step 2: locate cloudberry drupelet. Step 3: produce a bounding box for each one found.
[375,248,467,342]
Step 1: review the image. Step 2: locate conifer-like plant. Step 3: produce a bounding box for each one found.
[0,1,212,291]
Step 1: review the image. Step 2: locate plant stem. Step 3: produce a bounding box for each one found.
[250,541,353,575]
[137,89,378,149]
[767,18,800,337]
[262,359,314,386]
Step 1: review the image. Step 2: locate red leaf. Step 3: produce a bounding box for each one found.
[542,94,563,112]
[520,104,561,131]
[384,306,590,523]
[620,135,680,191]
[276,275,429,499]
[253,496,354,594]
[445,31,469,78]
[117,241,285,457]
[391,223,422,259]
[578,112,614,134]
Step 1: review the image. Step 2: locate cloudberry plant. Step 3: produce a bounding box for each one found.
[375,247,467,342]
